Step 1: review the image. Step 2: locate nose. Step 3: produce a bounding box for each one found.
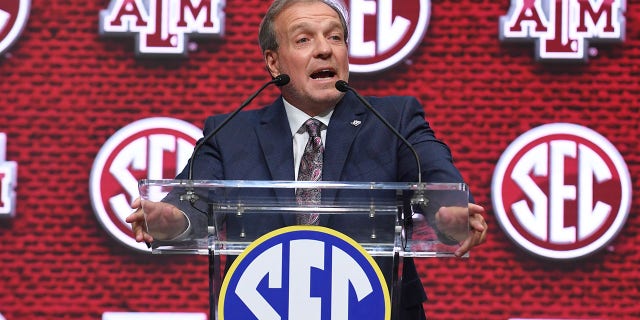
[313,37,332,59]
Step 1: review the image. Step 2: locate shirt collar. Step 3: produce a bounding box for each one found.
[283,98,333,136]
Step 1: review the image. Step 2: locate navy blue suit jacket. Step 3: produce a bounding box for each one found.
[180,91,464,185]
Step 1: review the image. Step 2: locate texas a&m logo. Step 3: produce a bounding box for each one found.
[99,0,225,56]
[90,118,201,251]
[499,0,626,62]
[220,226,390,320]
[0,0,30,56]
[492,123,631,260]
[0,133,18,218]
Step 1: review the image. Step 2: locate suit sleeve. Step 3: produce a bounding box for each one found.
[175,115,226,181]
[160,115,228,240]
[396,97,467,185]
[397,97,473,244]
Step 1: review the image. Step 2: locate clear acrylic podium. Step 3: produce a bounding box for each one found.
[139,179,469,320]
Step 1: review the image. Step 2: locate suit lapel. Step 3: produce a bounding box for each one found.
[323,92,367,182]
[322,92,367,210]
[256,98,296,199]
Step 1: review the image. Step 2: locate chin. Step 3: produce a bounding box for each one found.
[312,91,343,106]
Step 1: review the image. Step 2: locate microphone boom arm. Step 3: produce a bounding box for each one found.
[335,80,422,184]
[186,74,290,181]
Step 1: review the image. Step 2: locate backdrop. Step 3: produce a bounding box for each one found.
[0,0,638,319]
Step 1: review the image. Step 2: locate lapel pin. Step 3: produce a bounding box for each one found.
[350,120,361,127]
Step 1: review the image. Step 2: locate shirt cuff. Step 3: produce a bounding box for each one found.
[168,210,192,241]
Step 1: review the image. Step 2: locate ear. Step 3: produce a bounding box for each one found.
[264,50,279,78]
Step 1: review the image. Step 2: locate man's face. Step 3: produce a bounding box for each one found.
[265,1,349,115]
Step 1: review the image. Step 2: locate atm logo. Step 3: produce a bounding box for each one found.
[499,0,626,62]
[220,226,391,320]
[0,133,17,218]
[89,118,201,251]
[99,0,225,56]
[492,123,631,260]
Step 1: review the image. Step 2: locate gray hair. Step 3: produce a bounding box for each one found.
[258,0,349,54]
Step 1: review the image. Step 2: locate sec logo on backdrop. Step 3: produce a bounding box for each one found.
[0,0,30,55]
[90,117,201,252]
[492,123,631,260]
[347,0,430,73]
[220,226,391,320]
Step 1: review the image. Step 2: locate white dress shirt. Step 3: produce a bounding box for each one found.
[282,98,333,180]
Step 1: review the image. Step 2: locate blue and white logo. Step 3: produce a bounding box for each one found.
[219,226,391,320]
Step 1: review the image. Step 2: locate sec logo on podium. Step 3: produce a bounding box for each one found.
[219,226,391,320]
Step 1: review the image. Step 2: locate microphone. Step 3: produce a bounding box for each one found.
[335,80,422,184]
[181,74,290,202]
[181,74,288,320]
[335,80,436,241]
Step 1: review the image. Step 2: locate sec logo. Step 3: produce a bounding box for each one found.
[219,226,391,320]
[347,0,430,73]
[89,117,201,252]
[492,123,631,260]
[0,0,30,55]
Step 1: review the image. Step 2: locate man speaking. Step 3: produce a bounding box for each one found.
[127,1,487,319]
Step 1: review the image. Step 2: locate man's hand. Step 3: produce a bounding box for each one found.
[125,197,189,243]
[435,203,487,257]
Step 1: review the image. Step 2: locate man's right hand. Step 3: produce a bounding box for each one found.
[126,197,189,243]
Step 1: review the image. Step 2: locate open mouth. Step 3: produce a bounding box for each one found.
[310,69,336,79]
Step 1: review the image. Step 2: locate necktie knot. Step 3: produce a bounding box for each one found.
[304,118,322,138]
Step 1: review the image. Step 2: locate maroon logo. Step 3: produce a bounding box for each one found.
[492,123,631,259]
[347,0,430,73]
[0,0,30,56]
[89,118,201,251]
[499,0,626,62]
[99,0,225,56]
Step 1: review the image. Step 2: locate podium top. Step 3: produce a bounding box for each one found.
[139,179,468,192]
[138,179,470,258]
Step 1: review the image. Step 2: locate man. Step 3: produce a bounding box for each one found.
[127,0,487,319]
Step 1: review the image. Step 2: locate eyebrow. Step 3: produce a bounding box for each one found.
[288,20,343,35]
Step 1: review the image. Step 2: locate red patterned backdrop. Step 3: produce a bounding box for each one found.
[0,0,638,319]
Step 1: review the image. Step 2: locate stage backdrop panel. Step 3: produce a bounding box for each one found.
[0,0,638,319]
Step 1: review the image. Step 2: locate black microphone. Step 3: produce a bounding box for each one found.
[180,75,287,320]
[335,80,422,184]
[336,80,441,246]
[181,74,290,202]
